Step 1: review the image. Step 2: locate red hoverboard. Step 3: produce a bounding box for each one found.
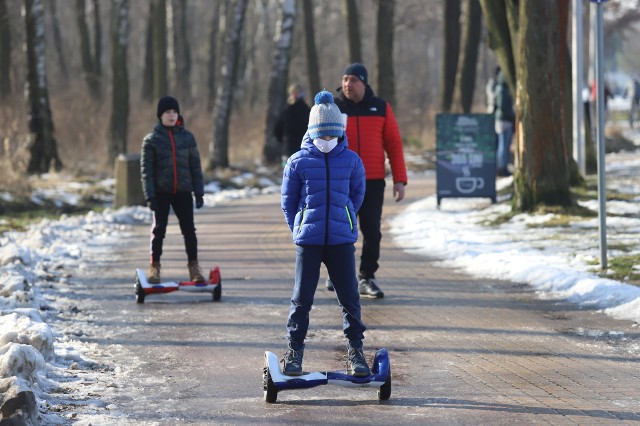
[134,267,221,303]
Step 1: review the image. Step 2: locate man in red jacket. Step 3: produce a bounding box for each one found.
[328,63,408,299]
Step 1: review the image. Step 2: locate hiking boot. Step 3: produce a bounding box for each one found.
[347,339,371,377]
[148,262,161,284]
[359,278,384,299]
[282,341,304,376]
[188,261,205,283]
[325,278,335,291]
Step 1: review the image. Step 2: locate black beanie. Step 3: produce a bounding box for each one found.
[343,63,368,85]
[156,96,180,118]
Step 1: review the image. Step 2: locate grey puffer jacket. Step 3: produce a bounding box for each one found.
[140,117,204,201]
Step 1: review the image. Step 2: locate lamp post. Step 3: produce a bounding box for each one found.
[591,0,608,270]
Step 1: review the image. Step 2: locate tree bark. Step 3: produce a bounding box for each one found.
[25,0,62,174]
[440,0,460,112]
[302,0,320,96]
[452,0,482,113]
[262,0,296,165]
[141,0,154,102]
[108,0,129,165]
[92,0,102,90]
[173,0,191,100]
[0,0,10,98]
[513,0,573,210]
[344,0,361,63]
[207,1,223,111]
[76,0,99,98]
[209,0,248,169]
[376,0,395,107]
[152,0,168,100]
[478,0,517,95]
[47,0,68,86]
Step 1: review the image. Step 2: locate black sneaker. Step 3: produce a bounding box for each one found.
[325,278,335,291]
[359,278,384,299]
[282,342,304,376]
[347,339,371,377]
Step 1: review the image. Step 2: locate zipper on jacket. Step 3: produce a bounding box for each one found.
[297,205,306,234]
[345,206,354,231]
[169,129,178,194]
[324,155,330,245]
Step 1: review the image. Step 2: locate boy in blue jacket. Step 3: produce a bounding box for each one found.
[280,90,369,377]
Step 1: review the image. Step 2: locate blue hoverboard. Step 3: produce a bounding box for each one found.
[262,348,391,403]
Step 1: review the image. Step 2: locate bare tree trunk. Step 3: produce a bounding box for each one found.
[440,0,460,112]
[0,0,11,98]
[207,1,224,111]
[262,0,296,165]
[47,0,68,86]
[344,0,361,63]
[152,0,168,100]
[76,0,99,98]
[25,0,62,174]
[513,0,572,210]
[478,0,518,95]
[141,0,154,102]
[302,0,320,96]
[172,0,191,100]
[452,0,482,113]
[108,0,129,165]
[92,0,102,88]
[376,0,395,107]
[209,0,248,169]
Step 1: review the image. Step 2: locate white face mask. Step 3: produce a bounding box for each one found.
[313,137,338,153]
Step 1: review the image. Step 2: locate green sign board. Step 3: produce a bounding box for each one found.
[436,113,496,207]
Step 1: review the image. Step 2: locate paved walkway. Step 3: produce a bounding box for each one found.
[73,174,640,425]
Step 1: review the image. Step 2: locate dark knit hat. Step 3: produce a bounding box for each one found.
[157,96,180,118]
[343,63,368,85]
[308,91,344,139]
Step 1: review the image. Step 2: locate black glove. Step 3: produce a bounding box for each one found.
[195,194,204,209]
[147,198,158,212]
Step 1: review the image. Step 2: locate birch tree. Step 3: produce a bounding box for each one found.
[25,0,62,173]
[209,0,248,169]
[262,0,296,165]
[172,0,191,100]
[302,0,320,96]
[47,0,68,86]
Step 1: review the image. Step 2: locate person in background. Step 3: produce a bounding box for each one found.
[626,77,640,128]
[140,96,206,284]
[329,62,408,299]
[274,83,311,159]
[493,69,515,177]
[280,90,370,377]
[485,66,500,113]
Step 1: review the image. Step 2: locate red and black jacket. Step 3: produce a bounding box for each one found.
[335,87,407,185]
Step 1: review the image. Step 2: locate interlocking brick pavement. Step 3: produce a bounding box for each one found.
[74,174,640,425]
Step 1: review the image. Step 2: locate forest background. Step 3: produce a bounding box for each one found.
[0,0,639,207]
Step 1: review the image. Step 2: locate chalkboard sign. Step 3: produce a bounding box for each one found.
[436,114,496,207]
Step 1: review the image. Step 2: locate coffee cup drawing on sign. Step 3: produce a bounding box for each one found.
[455,176,484,194]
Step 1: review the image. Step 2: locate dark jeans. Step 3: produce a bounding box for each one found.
[358,179,385,280]
[150,192,197,263]
[287,244,366,343]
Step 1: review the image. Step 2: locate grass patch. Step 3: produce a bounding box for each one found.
[601,254,640,285]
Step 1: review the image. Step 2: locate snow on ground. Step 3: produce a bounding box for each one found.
[1,138,640,423]
[0,174,279,424]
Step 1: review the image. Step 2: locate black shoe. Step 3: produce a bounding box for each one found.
[282,342,304,376]
[325,278,335,291]
[347,339,371,377]
[359,278,384,299]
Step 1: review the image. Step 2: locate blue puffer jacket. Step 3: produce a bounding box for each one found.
[281,134,366,246]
